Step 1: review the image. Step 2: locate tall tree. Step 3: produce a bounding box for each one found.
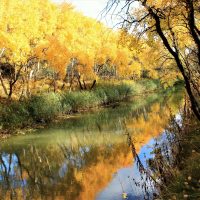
[105,0,200,119]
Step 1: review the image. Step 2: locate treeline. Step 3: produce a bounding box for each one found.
[0,0,181,100]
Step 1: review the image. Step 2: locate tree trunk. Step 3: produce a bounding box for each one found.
[61,73,68,90]
[26,77,31,97]
[90,80,96,90]
[0,73,8,96]
[77,76,83,90]
[83,79,87,90]
[186,0,200,65]
[150,10,200,120]
[8,81,13,99]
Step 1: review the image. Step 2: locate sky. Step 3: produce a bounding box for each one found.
[52,0,127,28]
[65,0,108,18]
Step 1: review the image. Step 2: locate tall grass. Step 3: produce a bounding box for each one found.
[0,101,30,128]
[0,93,62,128]
[28,92,62,122]
[61,91,100,113]
[61,83,133,113]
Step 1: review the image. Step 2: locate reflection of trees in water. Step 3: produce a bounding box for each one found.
[0,142,131,200]
[0,147,82,200]
[0,153,19,199]
[0,91,184,200]
[60,142,132,200]
[60,98,183,200]
[106,93,184,200]
[126,131,156,199]
[145,102,198,199]
[128,98,198,199]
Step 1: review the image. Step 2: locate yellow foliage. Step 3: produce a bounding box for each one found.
[0,1,139,81]
[0,0,184,84]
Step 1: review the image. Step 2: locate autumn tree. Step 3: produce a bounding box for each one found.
[0,0,58,98]
[105,0,200,119]
[36,2,142,90]
[0,0,177,98]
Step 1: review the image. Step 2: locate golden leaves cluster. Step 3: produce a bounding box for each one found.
[0,0,143,80]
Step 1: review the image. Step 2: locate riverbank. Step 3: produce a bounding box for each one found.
[160,118,200,199]
[0,79,178,138]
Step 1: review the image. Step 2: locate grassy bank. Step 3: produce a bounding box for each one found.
[146,109,200,199]
[160,122,200,200]
[0,79,164,134]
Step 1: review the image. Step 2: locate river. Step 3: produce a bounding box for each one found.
[0,89,184,200]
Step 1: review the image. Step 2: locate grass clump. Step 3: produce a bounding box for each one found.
[0,92,62,129]
[61,83,133,112]
[162,130,200,200]
[62,91,100,113]
[94,83,133,104]
[136,79,160,92]
[28,92,62,122]
[95,86,119,104]
[0,101,30,128]
[116,83,133,98]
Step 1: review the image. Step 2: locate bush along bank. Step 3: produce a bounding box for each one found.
[0,79,165,133]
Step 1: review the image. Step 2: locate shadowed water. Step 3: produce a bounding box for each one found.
[0,89,184,200]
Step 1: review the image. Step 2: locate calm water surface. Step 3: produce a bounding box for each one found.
[0,91,184,200]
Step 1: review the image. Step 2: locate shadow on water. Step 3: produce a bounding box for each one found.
[0,88,185,200]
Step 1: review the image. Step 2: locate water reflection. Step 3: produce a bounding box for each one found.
[0,90,184,200]
[97,139,156,200]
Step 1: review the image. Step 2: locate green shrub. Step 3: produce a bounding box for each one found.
[137,79,160,91]
[28,92,62,122]
[104,87,120,103]
[62,91,100,113]
[94,83,132,104]
[61,83,133,112]
[0,101,30,128]
[115,84,133,99]
[93,87,108,104]
[62,92,82,113]
[81,91,100,108]
[131,82,145,94]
